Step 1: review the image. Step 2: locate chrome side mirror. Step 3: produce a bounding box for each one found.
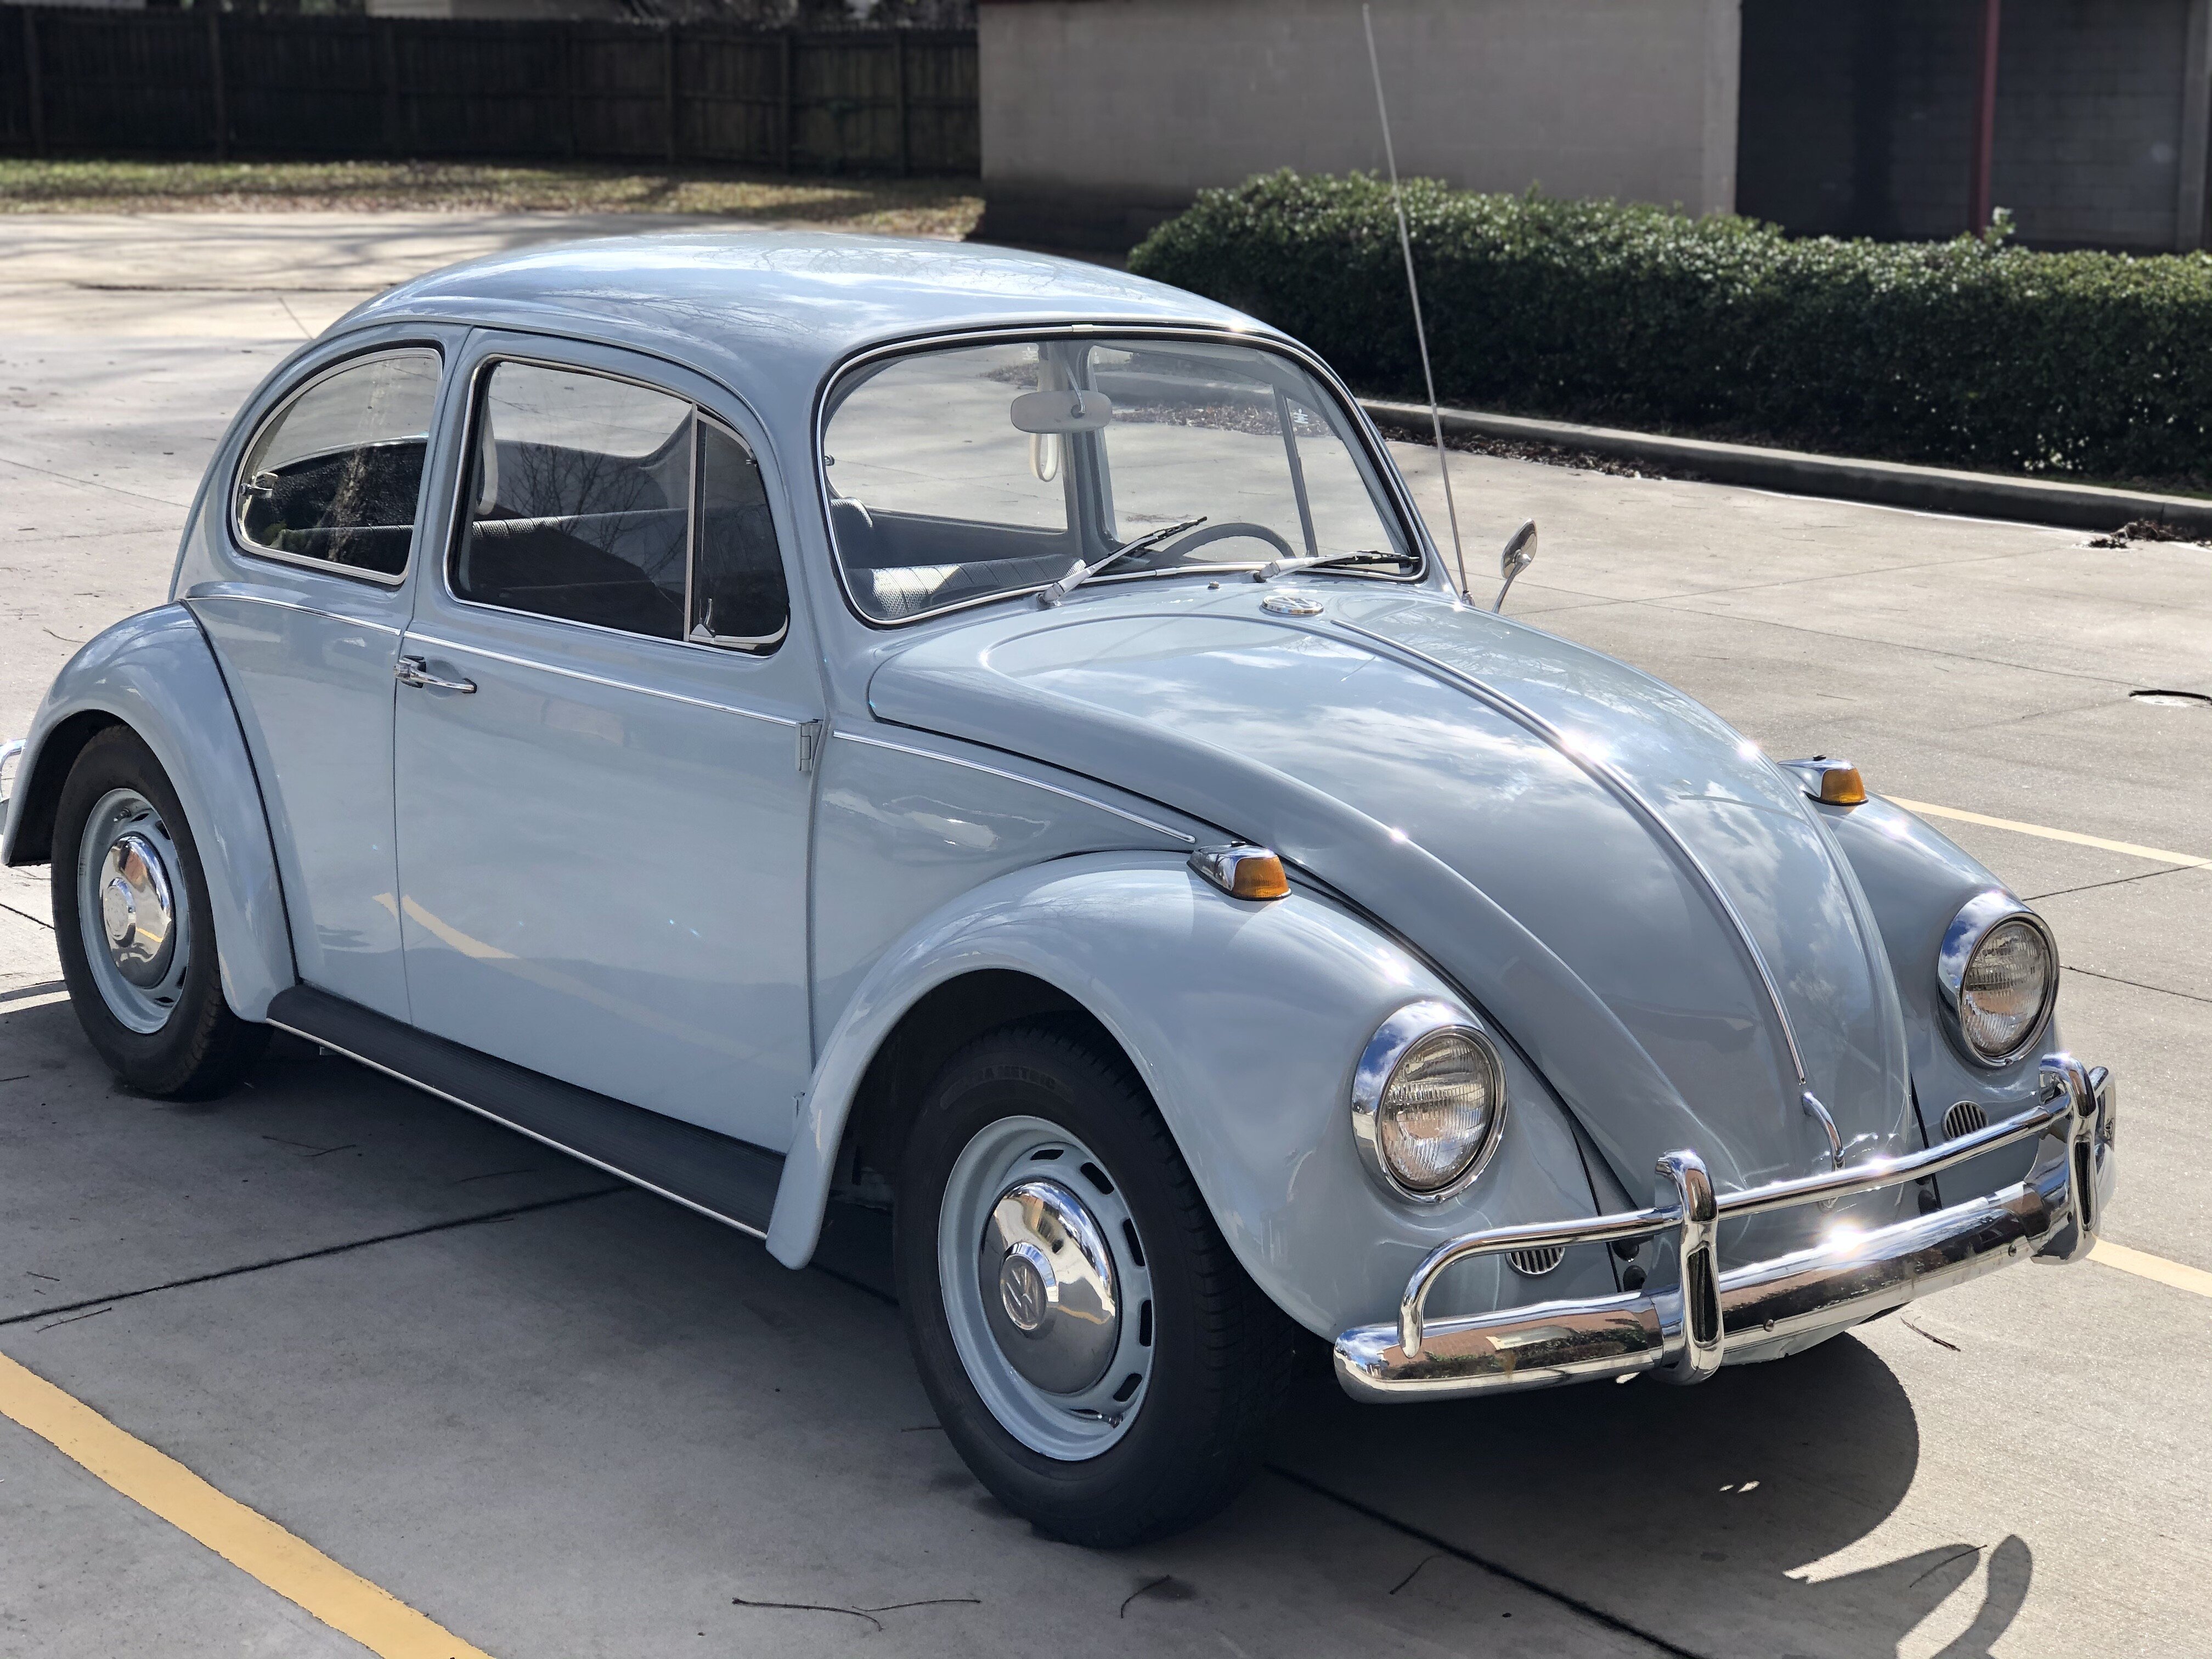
[1494,520,1537,612]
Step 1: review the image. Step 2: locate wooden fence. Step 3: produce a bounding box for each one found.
[0,8,977,174]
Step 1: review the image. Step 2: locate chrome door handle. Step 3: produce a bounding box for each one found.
[396,654,476,693]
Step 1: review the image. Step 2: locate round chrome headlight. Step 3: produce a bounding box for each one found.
[1352,1002,1505,1202]
[1938,894,2057,1066]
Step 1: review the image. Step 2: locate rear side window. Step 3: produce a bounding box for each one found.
[453,361,789,653]
[235,348,441,580]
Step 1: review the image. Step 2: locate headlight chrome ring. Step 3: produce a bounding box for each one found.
[1936,891,2059,1068]
[1351,1000,1507,1204]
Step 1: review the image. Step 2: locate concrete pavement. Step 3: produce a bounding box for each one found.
[2,213,2208,1658]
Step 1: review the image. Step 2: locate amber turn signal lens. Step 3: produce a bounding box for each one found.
[1189,847,1290,901]
[1230,853,1290,900]
[1817,765,1867,806]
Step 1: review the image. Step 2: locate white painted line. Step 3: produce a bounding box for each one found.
[2090,1239,2212,1301]
[0,988,70,1012]
[1887,798,2210,870]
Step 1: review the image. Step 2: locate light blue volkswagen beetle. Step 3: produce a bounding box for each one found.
[0,235,2114,1546]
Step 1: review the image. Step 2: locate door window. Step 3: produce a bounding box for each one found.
[235,348,441,580]
[453,361,790,652]
[453,363,694,640]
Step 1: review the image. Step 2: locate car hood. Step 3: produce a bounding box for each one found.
[866,582,1915,1203]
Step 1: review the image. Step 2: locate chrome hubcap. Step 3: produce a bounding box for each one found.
[98,832,176,986]
[77,789,190,1034]
[939,1117,1155,1461]
[979,1180,1121,1395]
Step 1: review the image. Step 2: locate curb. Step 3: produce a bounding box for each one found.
[1358,399,2212,538]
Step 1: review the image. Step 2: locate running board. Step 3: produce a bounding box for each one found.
[265,984,785,1238]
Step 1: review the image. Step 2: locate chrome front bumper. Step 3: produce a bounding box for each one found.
[1335,1054,2114,1402]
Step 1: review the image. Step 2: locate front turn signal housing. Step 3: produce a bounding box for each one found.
[1814,763,1866,806]
[1190,845,1290,900]
[1782,757,1866,807]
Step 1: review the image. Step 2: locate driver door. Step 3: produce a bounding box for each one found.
[392,336,820,1152]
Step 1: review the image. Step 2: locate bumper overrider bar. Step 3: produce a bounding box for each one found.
[1335,1054,2113,1401]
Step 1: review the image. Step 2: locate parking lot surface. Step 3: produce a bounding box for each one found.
[2,215,2208,1658]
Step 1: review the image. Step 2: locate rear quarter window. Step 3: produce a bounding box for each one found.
[234,348,442,581]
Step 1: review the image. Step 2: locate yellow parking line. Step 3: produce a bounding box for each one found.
[1888,798,2210,870]
[2090,1240,2212,1300]
[0,1350,495,1659]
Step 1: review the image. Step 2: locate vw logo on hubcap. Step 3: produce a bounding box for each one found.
[998,1244,1052,1332]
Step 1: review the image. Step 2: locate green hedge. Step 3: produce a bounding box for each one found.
[1127,171,2212,487]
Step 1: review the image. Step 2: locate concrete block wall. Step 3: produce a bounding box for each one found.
[1740,0,2210,251]
[978,0,1742,251]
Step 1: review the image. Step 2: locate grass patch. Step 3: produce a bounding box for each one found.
[0,159,983,237]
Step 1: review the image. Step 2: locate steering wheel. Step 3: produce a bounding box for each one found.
[1159,520,1296,562]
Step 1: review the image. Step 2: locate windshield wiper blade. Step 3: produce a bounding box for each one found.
[1037,516,1207,607]
[1253,549,1408,582]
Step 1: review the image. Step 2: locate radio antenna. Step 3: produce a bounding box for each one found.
[1362,3,1466,597]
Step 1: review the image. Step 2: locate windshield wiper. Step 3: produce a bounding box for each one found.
[1252,549,1409,582]
[1037,516,1207,607]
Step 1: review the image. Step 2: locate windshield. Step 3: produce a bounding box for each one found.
[821,335,1418,623]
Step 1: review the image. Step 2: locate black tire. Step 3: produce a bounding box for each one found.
[895,1017,1298,1547]
[50,725,268,1099]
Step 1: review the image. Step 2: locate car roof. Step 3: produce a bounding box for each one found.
[337,230,1273,404]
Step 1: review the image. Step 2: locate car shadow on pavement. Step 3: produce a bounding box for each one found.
[1261,1332,2030,1657]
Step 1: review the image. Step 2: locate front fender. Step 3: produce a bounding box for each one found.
[2,606,293,1021]
[767,852,1611,1336]
[1822,795,2058,1195]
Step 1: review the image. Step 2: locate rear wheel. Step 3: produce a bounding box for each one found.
[895,1018,1297,1547]
[50,726,267,1099]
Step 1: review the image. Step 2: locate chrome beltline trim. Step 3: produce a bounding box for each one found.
[404,633,803,727]
[184,591,405,636]
[266,1017,769,1240]
[1331,616,1810,1087]
[834,729,1197,844]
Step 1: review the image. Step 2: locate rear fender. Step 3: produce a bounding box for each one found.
[766,852,1609,1337]
[2,605,293,1020]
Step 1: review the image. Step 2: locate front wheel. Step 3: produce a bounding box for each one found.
[50,726,268,1099]
[895,1019,1297,1547]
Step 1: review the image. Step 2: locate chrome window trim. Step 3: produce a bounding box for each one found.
[181,589,405,636]
[228,343,445,591]
[404,632,803,729]
[1348,999,1509,1206]
[1936,890,2059,1069]
[810,324,1432,631]
[441,353,793,661]
[1332,617,1813,1093]
[832,729,1197,844]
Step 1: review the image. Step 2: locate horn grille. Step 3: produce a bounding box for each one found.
[1942,1099,1988,1141]
[1508,1244,1566,1277]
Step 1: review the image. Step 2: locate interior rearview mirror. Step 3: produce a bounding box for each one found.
[1494,520,1538,612]
[1009,388,1114,435]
